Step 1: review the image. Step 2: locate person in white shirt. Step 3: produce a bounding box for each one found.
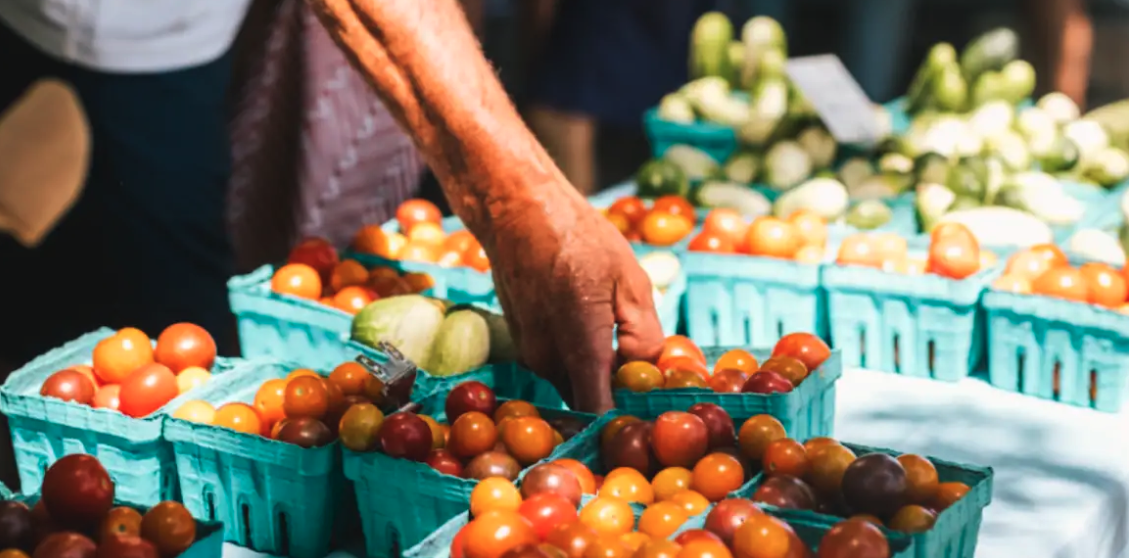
[0,1,254,369]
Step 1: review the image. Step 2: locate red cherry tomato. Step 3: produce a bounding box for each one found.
[41,454,114,529]
[688,233,736,254]
[928,234,980,279]
[703,209,748,247]
[118,363,179,418]
[771,333,831,372]
[287,237,339,283]
[92,385,122,410]
[608,197,648,230]
[154,323,216,373]
[651,196,697,224]
[659,335,706,366]
[517,493,579,540]
[397,199,443,234]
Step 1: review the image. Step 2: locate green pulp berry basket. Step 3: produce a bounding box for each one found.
[0,328,237,506]
[346,392,596,558]
[983,289,1129,412]
[613,347,842,443]
[821,237,998,382]
[343,215,498,311]
[643,109,738,163]
[5,492,226,558]
[414,362,567,412]
[228,264,393,371]
[164,360,348,558]
[738,442,994,558]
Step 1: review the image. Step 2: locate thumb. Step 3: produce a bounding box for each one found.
[614,266,665,366]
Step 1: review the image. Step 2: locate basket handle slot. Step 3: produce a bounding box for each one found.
[203,490,217,521]
[241,502,253,546]
[1052,362,1062,401]
[1090,370,1098,406]
[1016,350,1026,392]
[892,334,901,374]
[276,509,290,556]
[926,340,936,378]
[858,326,867,368]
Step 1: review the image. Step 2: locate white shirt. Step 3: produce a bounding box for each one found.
[0,0,255,73]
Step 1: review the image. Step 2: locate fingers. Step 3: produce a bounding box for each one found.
[561,315,617,414]
[613,263,665,366]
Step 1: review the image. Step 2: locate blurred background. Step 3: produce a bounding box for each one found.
[466,0,1129,192]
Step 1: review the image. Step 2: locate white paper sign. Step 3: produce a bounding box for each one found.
[785,54,881,146]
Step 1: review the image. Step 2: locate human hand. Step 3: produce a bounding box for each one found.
[487,195,665,413]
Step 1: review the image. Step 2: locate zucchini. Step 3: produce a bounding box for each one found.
[932,63,969,112]
[1037,92,1081,125]
[695,180,772,217]
[656,94,696,124]
[772,177,849,220]
[635,158,690,199]
[797,127,837,169]
[1080,147,1129,188]
[723,151,761,184]
[690,12,735,80]
[838,157,876,191]
[740,16,787,88]
[907,43,957,114]
[914,152,951,185]
[1084,99,1129,151]
[998,60,1036,105]
[663,145,721,182]
[845,200,894,230]
[763,141,813,191]
[959,28,1020,85]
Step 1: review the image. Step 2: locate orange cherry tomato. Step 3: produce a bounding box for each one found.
[462,510,538,558]
[400,240,440,263]
[443,230,478,256]
[608,197,649,229]
[930,222,976,245]
[669,490,710,516]
[1005,249,1050,280]
[690,453,744,502]
[271,263,322,300]
[744,217,801,259]
[154,323,216,373]
[172,400,215,424]
[641,212,694,247]
[1032,266,1089,302]
[408,222,447,247]
[213,402,265,436]
[794,245,824,265]
[175,367,212,394]
[688,232,736,254]
[713,349,758,375]
[873,234,908,261]
[92,384,121,410]
[470,477,523,517]
[786,210,828,249]
[600,469,655,505]
[551,459,598,495]
[651,196,697,225]
[703,209,748,246]
[660,357,711,382]
[836,234,882,268]
[1079,262,1128,308]
[659,335,707,366]
[928,234,980,279]
[332,286,376,315]
[607,213,633,235]
[614,361,664,392]
[253,378,289,427]
[92,328,155,384]
[578,497,635,538]
[329,259,369,292]
[637,501,688,539]
[396,199,442,234]
[284,376,329,420]
[463,243,492,273]
[992,274,1032,294]
[351,224,391,256]
[1029,243,1069,269]
[651,467,693,502]
[287,368,320,380]
[329,361,372,397]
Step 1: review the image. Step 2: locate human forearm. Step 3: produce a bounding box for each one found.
[305,0,582,248]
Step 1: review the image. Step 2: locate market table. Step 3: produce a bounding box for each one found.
[221,369,1129,558]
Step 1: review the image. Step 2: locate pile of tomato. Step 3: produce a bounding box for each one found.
[171,361,389,449]
[348,199,490,271]
[993,242,1129,312]
[0,454,199,558]
[273,237,435,314]
[686,210,831,264]
[835,223,992,280]
[338,381,589,482]
[602,195,698,247]
[37,325,216,419]
[615,333,830,395]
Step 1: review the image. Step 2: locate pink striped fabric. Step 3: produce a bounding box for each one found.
[226,0,425,273]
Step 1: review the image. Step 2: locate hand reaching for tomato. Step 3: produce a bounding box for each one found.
[307,0,666,411]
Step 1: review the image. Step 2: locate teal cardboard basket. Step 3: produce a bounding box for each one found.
[343,215,498,311]
[683,248,829,349]
[4,492,226,558]
[739,443,993,558]
[982,290,1129,412]
[0,328,235,506]
[164,360,346,558]
[413,362,567,412]
[346,392,595,558]
[613,347,842,443]
[643,109,738,163]
[229,264,392,371]
[821,241,997,381]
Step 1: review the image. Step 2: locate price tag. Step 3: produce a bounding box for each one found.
[356,341,418,410]
[785,54,881,146]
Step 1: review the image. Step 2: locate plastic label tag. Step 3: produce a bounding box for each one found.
[355,341,417,410]
[785,54,881,146]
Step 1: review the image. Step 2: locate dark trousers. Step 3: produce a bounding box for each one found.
[0,24,239,369]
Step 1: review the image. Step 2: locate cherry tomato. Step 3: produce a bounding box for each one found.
[41,454,114,529]
[251,378,288,428]
[688,232,736,253]
[400,240,440,263]
[713,349,758,376]
[408,222,447,247]
[463,242,492,273]
[744,217,802,259]
[795,245,825,265]
[607,213,632,235]
[836,234,882,268]
[517,493,577,540]
[678,538,733,558]
[448,411,499,459]
[40,370,96,405]
[287,368,319,380]
[651,196,697,224]
[339,403,384,452]
[1080,262,1128,308]
[1029,243,1069,269]
[546,522,600,558]
[731,513,798,558]
[401,272,435,293]
[443,230,478,256]
[502,417,556,466]
[737,415,786,462]
[762,439,809,479]
[214,403,265,436]
[326,362,368,397]
[816,518,889,558]
[608,197,648,229]
[92,328,155,384]
[806,443,856,495]
[494,400,540,423]
[897,454,939,507]
[463,511,538,558]
[397,199,443,234]
[327,259,368,292]
[690,453,744,502]
[638,501,688,539]
[550,459,597,495]
[118,363,179,418]
[470,477,523,517]
[992,274,1032,294]
[708,369,747,393]
[32,533,96,557]
[172,400,215,424]
[92,384,122,410]
[930,222,976,244]
[614,361,664,392]
[932,482,970,511]
[153,323,216,373]
[577,497,635,538]
[271,263,322,300]
[659,335,706,366]
[140,502,196,558]
[670,490,711,516]
[1005,249,1053,280]
[1032,266,1089,302]
[664,370,709,389]
[641,212,694,247]
[284,376,329,420]
[287,237,338,282]
[175,367,211,394]
[96,534,159,558]
[651,467,693,502]
[771,332,831,372]
[928,234,980,280]
[703,209,748,247]
[332,286,376,315]
[787,210,828,249]
[599,469,655,505]
[351,224,394,256]
[99,506,143,541]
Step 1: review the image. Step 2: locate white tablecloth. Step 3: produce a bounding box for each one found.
[224,369,1129,558]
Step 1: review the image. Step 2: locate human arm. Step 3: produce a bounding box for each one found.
[1030,0,1092,106]
[305,0,665,412]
